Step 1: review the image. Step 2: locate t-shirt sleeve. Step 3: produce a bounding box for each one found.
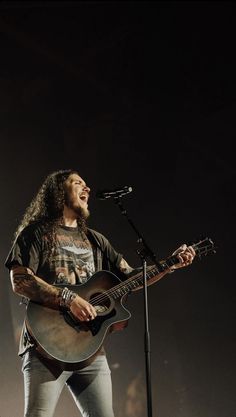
[4,226,42,274]
[88,229,126,279]
[91,230,123,267]
[102,235,123,269]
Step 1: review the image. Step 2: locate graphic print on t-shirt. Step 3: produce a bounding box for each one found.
[50,230,95,285]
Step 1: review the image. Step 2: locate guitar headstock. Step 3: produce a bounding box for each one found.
[190,237,216,259]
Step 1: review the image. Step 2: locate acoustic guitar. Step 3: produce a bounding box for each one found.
[26,237,215,370]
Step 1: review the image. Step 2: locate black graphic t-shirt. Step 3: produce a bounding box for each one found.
[5,222,124,356]
[50,226,95,285]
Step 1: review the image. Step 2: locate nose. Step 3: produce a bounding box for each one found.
[83,184,90,194]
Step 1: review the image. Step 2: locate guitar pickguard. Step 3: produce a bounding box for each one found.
[63,308,116,336]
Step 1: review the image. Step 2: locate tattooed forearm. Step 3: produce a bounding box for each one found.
[10,270,62,309]
[119,258,134,275]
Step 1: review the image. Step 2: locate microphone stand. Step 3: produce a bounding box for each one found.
[113,196,160,417]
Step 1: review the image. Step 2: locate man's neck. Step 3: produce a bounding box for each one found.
[63,206,77,227]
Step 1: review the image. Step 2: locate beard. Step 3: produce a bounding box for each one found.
[64,193,90,231]
[70,203,90,220]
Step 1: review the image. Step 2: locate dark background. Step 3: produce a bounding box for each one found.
[0,1,235,416]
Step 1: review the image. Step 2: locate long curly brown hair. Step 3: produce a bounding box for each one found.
[15,169,86,258]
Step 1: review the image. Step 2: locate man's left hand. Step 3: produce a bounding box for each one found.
[170,244,196,271]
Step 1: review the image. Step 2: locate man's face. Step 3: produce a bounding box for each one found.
[64,173,90,219]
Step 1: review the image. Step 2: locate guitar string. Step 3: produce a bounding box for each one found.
[89,242,213,306]
[89,242,212,306]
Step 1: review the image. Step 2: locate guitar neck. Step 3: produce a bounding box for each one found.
[119,256,178,291]
[109,238,215,299]
[108,260,174,300]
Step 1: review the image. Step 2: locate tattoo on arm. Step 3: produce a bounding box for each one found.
[11,272,62,309]
[119,258,134,275]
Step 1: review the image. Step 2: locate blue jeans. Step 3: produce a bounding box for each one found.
[22,350,115,417]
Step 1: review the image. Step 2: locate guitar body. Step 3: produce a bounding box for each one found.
[26,270,131,370]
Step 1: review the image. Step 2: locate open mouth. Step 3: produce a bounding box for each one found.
[79,194,88,203]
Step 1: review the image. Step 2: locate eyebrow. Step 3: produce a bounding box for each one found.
[73,177,84,184]
[70,175,81,181]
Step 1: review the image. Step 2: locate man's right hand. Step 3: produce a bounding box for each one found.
[70,295,97,321]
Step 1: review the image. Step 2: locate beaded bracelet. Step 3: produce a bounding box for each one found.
[59,287,77,309]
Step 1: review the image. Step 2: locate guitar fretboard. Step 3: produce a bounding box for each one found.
[90,238,214,305]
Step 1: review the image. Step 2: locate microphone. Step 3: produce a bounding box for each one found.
[96,186,133,200]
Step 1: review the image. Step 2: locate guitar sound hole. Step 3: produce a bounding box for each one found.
[90,292,113,316]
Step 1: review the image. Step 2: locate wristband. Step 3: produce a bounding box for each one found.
[59,287,77,309]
